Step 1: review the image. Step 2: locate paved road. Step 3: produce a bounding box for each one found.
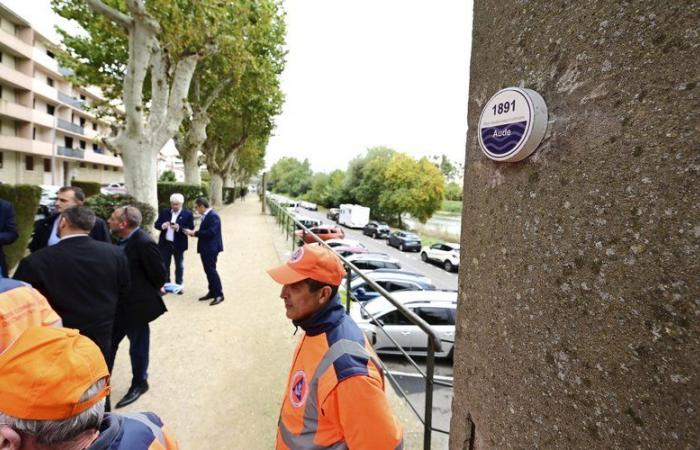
[293,208,459,290]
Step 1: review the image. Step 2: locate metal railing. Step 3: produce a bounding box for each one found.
[266,195,451,449]
[57,146,85,159]
[57,91,85,110]
[57,118,85,135]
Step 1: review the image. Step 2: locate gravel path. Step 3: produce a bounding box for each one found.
[111,198,296,448]
[110,197,425,448]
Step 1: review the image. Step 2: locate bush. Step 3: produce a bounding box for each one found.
[71,180,102,198]
[159,170,177,182]
[0,184,41,273]
[222,187,237,204]
[157,182,209,209]
[85,194,156,228]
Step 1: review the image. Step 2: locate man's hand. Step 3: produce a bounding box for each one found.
[161,222,170,230]
[184,229,196,237]
[172,223,180,231]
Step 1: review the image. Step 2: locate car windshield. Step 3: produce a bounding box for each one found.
[405,234,419,240]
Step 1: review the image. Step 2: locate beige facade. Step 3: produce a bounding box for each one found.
[0,4,123,187]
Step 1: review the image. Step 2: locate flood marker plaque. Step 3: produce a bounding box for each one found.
[478,87,548,162]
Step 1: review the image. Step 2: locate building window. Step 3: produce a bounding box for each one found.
[92,143,97,150]
[0,152,3,169]
[104,165,109,171]
[47,50,55,59]
[25,155,34,171]
[0,53,3,63]
[64,137,73,148]
[47,78,54,87]
[92,164,98,169]
[32,127,36,140]
[79,162,86,168]
[79,140,86,149]
[80,94,86,101]
[113,166,118,172]
[92,123,97,131]
[79,117,86,127]
[43,159,51,172]
[0,85,3,99]
[47,104,55,115]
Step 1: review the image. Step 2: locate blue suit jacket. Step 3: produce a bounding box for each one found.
[154,208,195,253]
[0,199,18,274]
[195,210,223,255]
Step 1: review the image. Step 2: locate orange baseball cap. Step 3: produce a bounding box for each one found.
[0,327,111,420]
[267,243,346,286]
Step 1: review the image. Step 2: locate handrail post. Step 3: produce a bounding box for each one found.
[423,337,436,450]
[345,266,352,313]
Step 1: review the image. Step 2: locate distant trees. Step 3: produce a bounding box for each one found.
[268,147,446,225]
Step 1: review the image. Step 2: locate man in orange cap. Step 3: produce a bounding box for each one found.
[0,327,178,450]
[267,243,403,449]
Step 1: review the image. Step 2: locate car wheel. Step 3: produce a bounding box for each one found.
[399,243,404,251]
[373,232,377,239]
[421,252,428,262]
[444,260,453,272]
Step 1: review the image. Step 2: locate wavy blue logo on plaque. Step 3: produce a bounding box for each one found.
[480,121,527,155]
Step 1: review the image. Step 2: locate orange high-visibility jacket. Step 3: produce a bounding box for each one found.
[277,295,403,449]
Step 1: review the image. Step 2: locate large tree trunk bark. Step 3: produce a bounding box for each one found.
[122,139,159,210]
[210,173,224,206]
[183,147,201,185]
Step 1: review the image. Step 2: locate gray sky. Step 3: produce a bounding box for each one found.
[3,0,473,174]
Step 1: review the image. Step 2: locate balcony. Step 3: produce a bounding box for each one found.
[0,64,32,90]
[0,28,32,59]
[32,49,60,75]
[57,91,85,110]
[57,146,85,159]
[0,99,32,122]
[57,118,84,135]
[32,110,55,128]
[32,79,58,102]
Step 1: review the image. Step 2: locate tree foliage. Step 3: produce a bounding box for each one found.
[267,157,313,197]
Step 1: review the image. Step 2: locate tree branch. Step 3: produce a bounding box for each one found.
[85,0,133,29]
[147,42,170,133]
[155,54,199,146]
[202,75,235,111]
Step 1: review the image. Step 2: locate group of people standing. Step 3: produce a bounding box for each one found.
[2,186,224,409]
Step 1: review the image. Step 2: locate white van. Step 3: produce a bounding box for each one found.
[338,204,370,228]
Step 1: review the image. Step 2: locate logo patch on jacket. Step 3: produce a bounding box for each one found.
[289,370,308,408]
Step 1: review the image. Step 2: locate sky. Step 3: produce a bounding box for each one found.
[2,0,473,174]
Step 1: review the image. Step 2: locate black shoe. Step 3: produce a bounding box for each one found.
[209,296,225,306]
[198,294,215,301]
[115,382,149,408]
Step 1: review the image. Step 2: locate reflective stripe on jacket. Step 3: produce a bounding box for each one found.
[276,295,403,449]
[88,412,178,450]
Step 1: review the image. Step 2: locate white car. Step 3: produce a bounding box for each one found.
[350,290,457,359]
[101,182,127,195]
[324,238,366,249]
[421,242,460,272]
[300,201,318,211]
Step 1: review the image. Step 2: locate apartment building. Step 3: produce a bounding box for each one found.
[0,3,123,187]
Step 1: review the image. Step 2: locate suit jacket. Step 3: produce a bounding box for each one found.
[195,210,223,255]
[0,199,18,270]
[13,235,130,337]
[118,228,167,327]
[28,213,111,253]
[154,208,194,253]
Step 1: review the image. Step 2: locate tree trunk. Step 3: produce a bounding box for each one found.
[183,148,201,185]
[210,173,224,206]
[122,139,159,210]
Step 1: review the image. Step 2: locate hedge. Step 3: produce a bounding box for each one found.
[71,180,102,198]
[0,184,41,273]
[223,187,237,204]
[86,193,156,229]
[157,182,209,209]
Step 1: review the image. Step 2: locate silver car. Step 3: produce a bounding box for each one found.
[350,290,457,359]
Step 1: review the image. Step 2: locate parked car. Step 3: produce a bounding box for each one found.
[292,214,322,230]
[387,231,422,252]
[345,253,401,271]
[333,245,369,258]
[325,238,366,249]
[363,221,391,239]
[101,182,127,195]
[346,269,436,303]
[351,290,457,359]
[421,242,460,272]
[296,225,345,244]
[326,208,340,221]
[36,185,60,221]
[300,201,318,211]
[338,204,370,228]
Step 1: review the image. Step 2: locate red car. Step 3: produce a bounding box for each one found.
[296,225,345,244]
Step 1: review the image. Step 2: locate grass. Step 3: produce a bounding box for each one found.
[439,200,462,215]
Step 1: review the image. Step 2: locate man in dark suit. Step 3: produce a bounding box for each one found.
[28,186,110,253]
[0,198,18,277]
[184,197,224,306]
[13,205,130,362]
[154,193,194,291]
[107,205,167,408]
